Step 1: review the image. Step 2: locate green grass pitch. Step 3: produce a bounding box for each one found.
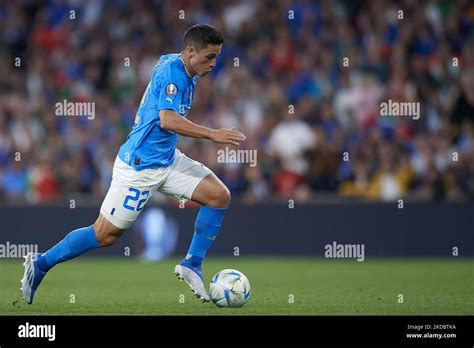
[0,257,472,315]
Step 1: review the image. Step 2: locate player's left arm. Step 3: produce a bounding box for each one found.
[160,109,246,146]
[155,69,245,145]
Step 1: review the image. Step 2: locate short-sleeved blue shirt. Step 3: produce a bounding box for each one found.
[118,53,199,170]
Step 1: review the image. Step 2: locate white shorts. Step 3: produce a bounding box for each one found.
[100,149,212,229]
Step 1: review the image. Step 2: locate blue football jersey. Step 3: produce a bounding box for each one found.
[118,53,199,170]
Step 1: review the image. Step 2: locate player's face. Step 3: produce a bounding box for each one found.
[189,44,222,77]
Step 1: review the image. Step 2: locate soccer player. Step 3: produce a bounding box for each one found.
[21,24,246,304]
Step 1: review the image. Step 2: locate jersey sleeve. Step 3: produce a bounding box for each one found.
[155,65,187,115]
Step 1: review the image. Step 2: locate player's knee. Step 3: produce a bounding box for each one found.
[210,185,231,208]
[221,186,231,207]
[98,233,120,247]
[94,229,120,247]
[93,216,125,247]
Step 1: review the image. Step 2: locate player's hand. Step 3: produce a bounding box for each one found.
[210,127,246,146]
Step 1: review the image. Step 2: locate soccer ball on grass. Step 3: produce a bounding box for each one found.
[209,269,251,308]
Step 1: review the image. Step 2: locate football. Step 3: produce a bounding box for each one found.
[209,269,251,307]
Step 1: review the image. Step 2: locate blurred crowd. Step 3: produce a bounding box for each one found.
[1,0,473,205]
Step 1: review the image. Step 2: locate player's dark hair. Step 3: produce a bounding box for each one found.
[183,24,224,51]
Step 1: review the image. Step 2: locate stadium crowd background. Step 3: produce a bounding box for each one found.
[0,0,473,205]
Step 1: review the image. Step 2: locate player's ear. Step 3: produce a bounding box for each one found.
[188,46,196,59]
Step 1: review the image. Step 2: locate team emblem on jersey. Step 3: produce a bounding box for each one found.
[165,83,178,95]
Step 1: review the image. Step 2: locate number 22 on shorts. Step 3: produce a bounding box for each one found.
[123,188,150,211]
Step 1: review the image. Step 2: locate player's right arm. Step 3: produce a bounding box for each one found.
[160,109,246,146]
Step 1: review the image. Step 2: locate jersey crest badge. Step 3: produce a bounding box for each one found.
[166,83,178,95]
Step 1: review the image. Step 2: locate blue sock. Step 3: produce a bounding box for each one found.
[36,225,99,272]
[187,206,227,264]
